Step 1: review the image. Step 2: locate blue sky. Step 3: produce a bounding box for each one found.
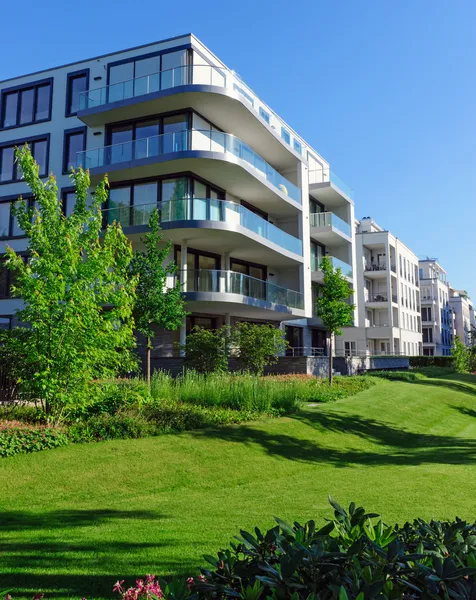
[1,0,475,297]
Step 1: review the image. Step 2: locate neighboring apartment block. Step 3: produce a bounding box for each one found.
[449,287,475,347]
[418,259,454,356]
[0,34,356,362]
[335,217,422,356]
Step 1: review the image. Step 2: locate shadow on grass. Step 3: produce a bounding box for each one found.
[0,510,196,598]
[188,374,476,467]
[0,508,163,532]
[414,377,476,397]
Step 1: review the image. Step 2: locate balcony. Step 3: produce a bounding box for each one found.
[77,129,301,213]
[179,269,304,320]
[310,212,351,246]
[364,262,397,279]
[309,168,353,207]
[77,64,306,169]
[102,198,303,261]
[366,325,400,340]
[310,255,353,283]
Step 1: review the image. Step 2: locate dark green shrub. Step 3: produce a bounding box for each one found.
[182,326,228,374]
[142,399,260,433]
[65,378,151,421]
[0,424,68,457]
[409,355,455,369]
[191,498,476,599]
[67,412,152,443]
[0,403,46,424]
[230,322,287,375]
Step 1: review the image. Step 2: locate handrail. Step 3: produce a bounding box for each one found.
[78,64,308,158]
[178,269,304,309]
[309,211,351,237]
[77,129,301,204]
[311,255,353,278]
[308,168,353,199]
[102,198,303,256]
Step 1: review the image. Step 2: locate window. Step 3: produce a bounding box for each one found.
[0,135,49,183]
[259,107,270,124]
[281,127,290,144]
[66,69,89,116]
[0,316,11,330]
[0,255,26,298]
[63,128,87,173]
[293,139,302,154]
[285,326,303,355]
[1,79,52,129]
[344,341,356,357]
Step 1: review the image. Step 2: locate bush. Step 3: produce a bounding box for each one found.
[452,337,469,373]
[230,322,287,375]
[67,412,152,443]
[409,355,455,369]
[65,378,151,421]
[182,326,228,374]
[186,497,476,599]
[371,366,457,382]
[0,403,46,424]
[0,423,69,457]
[142,399,260,433]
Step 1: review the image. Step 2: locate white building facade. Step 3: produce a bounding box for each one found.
[335,217,422,356]
[449,288,474,347]
[0,34,356,363]
[418,259,454,356]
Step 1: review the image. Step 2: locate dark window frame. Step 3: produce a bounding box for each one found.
[0,77,53,130]
[174,245,221,271]
[240,199,268,221]
[229,257,267,280]
[61,186,76,217]
[0,133,50,185]
[0,252,28,298]
[65,69,90,117]
[62,126,87,174]
[106,46,192,85]
[0,194,33,240]
[0,314,12,330]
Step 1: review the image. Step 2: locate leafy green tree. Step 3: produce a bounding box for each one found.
[3,145,137,421]
[452,336,469,373]
[182,326,228,374]
[230,322,287,375]
[130,209,187,384]
[315,255,354,384]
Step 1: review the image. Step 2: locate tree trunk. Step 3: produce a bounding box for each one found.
[328,333,333,385]
[146,336,151,386]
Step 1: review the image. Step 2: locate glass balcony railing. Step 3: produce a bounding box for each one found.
[78,64,308,158]
[310,211,351,237]
[311,255,353,279]
[179,269,304,310]
[308,168,353,200]
[77,129,301,204]
[102,198,303,256]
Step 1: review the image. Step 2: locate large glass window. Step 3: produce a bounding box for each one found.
[63,129,86,173]
[66,71,89,116]
[1,80,52,128]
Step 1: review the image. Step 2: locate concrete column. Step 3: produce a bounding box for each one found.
[220,252,230,292]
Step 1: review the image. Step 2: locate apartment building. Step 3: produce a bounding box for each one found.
[418,259,454,356]
[0,34,356,362]
[449,288,474,347]
[335,217,422,356]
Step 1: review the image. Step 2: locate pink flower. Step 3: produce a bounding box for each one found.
[186,577,195,590]
[113,580,125,593]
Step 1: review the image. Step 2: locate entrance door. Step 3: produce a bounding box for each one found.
[311,329,327,356]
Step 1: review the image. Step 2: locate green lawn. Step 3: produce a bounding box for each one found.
[2,372,476,598]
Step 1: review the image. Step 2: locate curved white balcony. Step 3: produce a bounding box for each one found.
[102,198,303,264]
[77,65,306,168]
[310,211,352,246]
[179,269,304,320]
[77,129,302,214]
[310,255,353,283]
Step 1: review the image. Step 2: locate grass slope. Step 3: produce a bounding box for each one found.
[2,372,476,598]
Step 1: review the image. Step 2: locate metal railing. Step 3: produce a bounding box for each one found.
[77,129,301,204]
[311,255,353,278]
[366,293,389,303]
[309,212,351,237]
[179,269,304,309]
[102,198,303,255]
[285,347,326,357]
[78,64,308,158]
[365,262,387,272]
[308,168,353,199]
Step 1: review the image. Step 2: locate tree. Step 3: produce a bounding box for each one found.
[182,326,228,374]
[452,336,469,373]
[130,209,187,384]
[315,255,354,384]
[3,145,137,421]
[230,322,287,375]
